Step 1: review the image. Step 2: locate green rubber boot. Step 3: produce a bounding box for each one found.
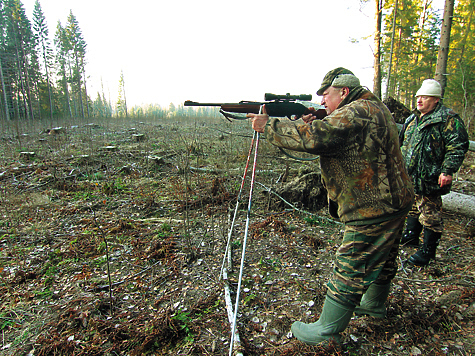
[291,295,355,345]
[354,283,391,318]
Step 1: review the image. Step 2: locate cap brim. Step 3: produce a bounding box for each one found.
[316,85,329,96]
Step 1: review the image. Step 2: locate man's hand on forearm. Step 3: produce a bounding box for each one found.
[247,105,269,133]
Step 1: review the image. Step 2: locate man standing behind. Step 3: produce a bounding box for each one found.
[400,79,469,266]
[248,67,414,345]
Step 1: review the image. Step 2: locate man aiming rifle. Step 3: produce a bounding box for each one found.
[248,67,414,345]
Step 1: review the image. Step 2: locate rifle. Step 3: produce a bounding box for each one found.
[184,93,327,121]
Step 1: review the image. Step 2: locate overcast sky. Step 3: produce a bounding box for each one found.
[21,0,442,109]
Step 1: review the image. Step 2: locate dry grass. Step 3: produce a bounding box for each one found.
[0,115,474,356]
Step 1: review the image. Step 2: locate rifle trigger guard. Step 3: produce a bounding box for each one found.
[219,110,248,121]
[219,109,233,122]
[278,147,319,161]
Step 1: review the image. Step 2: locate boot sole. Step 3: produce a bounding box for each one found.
[405,257,432,267]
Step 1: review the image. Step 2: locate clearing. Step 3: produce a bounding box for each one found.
[0,116,474,355]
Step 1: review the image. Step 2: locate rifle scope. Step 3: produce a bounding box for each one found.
[265,93,312,101]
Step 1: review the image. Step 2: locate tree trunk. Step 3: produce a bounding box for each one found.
[0,58,11,121]
[74,54,85,119]
[373,0,383,99]
[385,0,398,100]
[435,0,455,98]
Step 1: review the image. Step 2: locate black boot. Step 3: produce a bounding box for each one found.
[407,228,441,266]
[401,216,423,247]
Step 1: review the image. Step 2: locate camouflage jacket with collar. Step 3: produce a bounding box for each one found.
[265,88,414,225]
[400,103,469,196]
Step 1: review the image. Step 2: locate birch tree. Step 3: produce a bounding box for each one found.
[380,0,439,106]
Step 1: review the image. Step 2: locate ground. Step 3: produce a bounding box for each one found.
[0,116,474,356]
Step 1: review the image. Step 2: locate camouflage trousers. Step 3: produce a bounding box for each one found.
[326,215,405,306]
[408,194,443,233]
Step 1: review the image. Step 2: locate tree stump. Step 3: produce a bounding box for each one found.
[20,152,36,161]
[148,156,165,166]
[102,146,118,152]
[132,134,145,142]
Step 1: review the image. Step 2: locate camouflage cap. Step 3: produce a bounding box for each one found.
[317,67,359,95]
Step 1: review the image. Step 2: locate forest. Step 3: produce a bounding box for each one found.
[0,0,475,126]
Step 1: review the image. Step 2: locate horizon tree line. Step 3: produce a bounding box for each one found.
[0,0,474,132]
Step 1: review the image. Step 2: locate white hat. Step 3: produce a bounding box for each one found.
[415,79,442,98]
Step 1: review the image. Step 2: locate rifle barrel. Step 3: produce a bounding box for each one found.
[184,101,262,114]
[184,101,223,107]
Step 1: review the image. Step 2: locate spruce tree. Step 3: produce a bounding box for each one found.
[32,0,54,120]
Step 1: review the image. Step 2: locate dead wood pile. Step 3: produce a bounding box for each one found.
[383,96,412,124]
[270,171,327,212]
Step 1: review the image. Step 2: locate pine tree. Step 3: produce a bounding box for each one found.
[54,21,72,118]
[380,0,440,107]
[373,0,383,99]
[0,0,12,120]
[445,0,475,132]
[3,0,36,120]
[116,70,127,118]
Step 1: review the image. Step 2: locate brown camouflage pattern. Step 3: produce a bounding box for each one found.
[265,90,414,225]
[408,194,443,233]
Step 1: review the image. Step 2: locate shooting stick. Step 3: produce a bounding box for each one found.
[221,120,261,355]
[220,131,257,278]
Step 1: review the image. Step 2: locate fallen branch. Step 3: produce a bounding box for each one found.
[214,128,254,139]
[88,260,163,292]
[255,181,342,225]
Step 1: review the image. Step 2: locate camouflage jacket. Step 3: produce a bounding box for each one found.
[265,88,414,225]
[400,103,469,196]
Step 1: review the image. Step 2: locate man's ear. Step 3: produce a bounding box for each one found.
[340,87,350,98]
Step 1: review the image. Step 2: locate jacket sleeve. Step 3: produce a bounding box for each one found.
[441,115,469,175]
[265,105,360,154]
[399,114,415,146]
